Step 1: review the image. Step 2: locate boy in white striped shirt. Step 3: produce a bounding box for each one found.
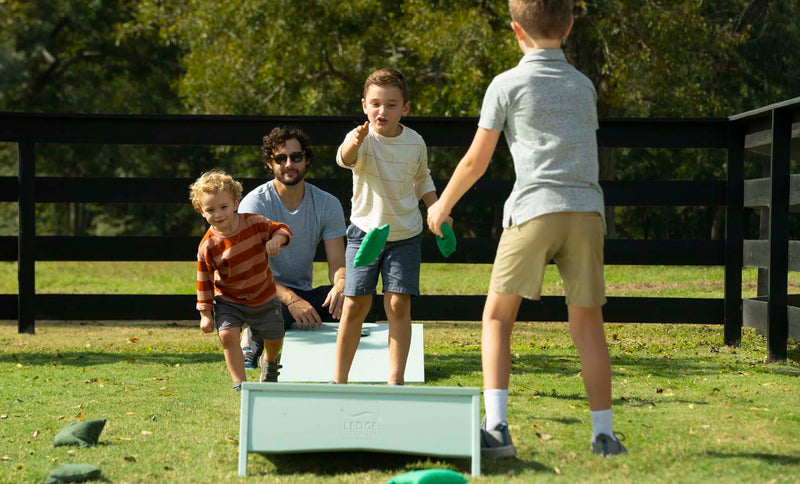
[332,68,449,385]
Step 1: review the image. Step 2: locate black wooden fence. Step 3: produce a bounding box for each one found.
[1,98,798,360]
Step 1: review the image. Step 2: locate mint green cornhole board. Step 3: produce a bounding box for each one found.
[238,383,481,476]
[278,323,424,383]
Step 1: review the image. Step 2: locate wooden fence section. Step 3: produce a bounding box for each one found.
[0,100,798,359]
[730,98,800,360]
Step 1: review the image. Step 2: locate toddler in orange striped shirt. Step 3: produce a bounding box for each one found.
[190,170,292,390]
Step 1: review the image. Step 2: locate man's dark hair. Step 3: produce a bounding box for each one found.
[262,126,315,173]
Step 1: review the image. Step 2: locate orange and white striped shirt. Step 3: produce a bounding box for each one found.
[196,213,292,311]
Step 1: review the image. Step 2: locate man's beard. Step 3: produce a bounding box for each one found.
[276,169,304,186]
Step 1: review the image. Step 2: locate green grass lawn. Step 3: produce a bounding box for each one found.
[1,263,799,483]
[2,261,800,298]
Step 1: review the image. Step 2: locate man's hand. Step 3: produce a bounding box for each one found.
[287,298,323,329]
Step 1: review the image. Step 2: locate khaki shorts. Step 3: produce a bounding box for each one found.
[489,211,606,307]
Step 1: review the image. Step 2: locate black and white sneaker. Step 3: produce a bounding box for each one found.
[481,417,517,459]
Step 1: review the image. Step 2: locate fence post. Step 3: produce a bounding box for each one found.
[724,121,744,346]
[18,141,36,334]
[766,107,792,361]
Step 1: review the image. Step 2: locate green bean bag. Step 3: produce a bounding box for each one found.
[436,222,457,258]
[45,463,103,483]
[53,419,106,448]
[387,469,469,483]
[353,223,390,267]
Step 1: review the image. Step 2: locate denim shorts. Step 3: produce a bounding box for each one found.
[344,224,421,297]
[213,296,285,340]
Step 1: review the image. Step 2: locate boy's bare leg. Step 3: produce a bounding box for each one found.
[384,291,411,385]
[262,338,283,364]
[481,291,522,390]
[332,294,373,383]
[567,305,612,410]
[219,327,246,383]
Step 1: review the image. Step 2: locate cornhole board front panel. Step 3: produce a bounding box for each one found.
[279,323,424,383]
[239,383,481,476]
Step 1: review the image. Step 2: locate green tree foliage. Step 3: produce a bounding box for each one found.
[3,0,799,239]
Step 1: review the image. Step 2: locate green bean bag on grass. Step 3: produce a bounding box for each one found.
[353,224,390,267]
[386,469,469,483]
[45,463,103,484]
[53,419,106,448]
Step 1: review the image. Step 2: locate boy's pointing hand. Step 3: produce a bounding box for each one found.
[352,121,369,147]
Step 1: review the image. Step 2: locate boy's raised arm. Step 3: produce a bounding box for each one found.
[339,121,370,166]
[427,127,501,236]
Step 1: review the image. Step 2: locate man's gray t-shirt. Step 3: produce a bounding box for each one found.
[479,49,604,229]
[238,181,346,292]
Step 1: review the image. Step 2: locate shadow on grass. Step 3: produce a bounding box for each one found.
[0,351,221,367]
[705,451,800,466]
[260,450,552,477]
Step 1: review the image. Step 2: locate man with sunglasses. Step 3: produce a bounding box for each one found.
[238,126,348,369]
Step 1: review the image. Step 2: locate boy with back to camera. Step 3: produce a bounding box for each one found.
[190,170,292,390]
[427,0,627,458]
[332,68,450,385]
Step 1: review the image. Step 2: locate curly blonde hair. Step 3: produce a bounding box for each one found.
[189,169,243,213]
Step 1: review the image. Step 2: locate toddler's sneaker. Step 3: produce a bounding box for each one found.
[231,381,242,392]
[592,433,628,457]
[481,417,516,459]
[260,358,282,383]
[242,346,258,370]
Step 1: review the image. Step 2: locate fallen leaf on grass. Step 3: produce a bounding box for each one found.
[1,456,10,461]
[0,415,7,420]
[127,337,139,343]
[141,430,153,435]
[224,435,238,445]
[749,407,770,412]
[536,432,552,441]
[32,429,39,438]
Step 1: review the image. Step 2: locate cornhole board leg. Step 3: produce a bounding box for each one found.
[238,383,481,477]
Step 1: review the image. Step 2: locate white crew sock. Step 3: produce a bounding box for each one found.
[590,408,614,442]
[484,389,509,430]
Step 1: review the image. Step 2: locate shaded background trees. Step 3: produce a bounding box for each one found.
[2,0,798,239]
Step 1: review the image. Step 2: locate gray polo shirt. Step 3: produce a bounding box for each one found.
[238,181,346,292]
[479,48,604,229]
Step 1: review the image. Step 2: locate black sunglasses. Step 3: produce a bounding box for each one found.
[271,151,305,164]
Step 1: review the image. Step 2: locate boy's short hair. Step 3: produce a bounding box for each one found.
[262,126,315,173]
[363,68,409,104]
[189,169,243,213]
[509,0,573,40]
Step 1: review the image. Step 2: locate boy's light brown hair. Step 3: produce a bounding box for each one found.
[189,169,243,213]
[509,0,573,40]
[363,68,409,104]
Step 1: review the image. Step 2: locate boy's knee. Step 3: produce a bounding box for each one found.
[218,327,241,345]
[383,292,410,312]
[345,295,372,312]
